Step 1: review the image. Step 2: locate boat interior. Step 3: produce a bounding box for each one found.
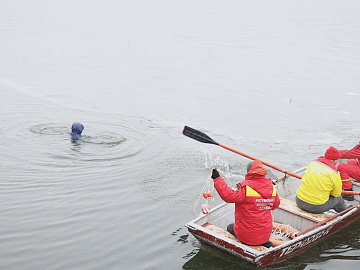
[189,171,360,252]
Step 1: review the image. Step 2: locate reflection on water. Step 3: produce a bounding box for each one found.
[182,246,257,270]
[69,138,85,152]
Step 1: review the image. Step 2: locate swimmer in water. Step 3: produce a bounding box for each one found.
[69,122,84,140]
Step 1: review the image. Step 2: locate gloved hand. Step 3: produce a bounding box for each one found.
[211,168,220,179]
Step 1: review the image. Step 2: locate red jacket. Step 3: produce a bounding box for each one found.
[214,174,280,245]
[340,142,360,159]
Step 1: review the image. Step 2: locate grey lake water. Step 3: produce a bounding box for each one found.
[1,1,360,269]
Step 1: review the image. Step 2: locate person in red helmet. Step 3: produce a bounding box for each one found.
[337,142,360,201]
[296,146,348,213]
[211,159,280,248]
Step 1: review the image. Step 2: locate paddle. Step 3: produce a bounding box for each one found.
[183,126,360,196]
[183,126,301,179]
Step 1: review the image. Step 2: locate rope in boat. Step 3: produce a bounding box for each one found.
[194,169,235,216]
[271,222,299,241]
[193,171,214,216]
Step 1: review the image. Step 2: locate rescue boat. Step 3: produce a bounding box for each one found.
[185,167,360,266]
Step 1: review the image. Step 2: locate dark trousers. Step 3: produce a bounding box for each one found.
[296,195,347,214]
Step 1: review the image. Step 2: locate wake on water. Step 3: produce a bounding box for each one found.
[29,123,126,146]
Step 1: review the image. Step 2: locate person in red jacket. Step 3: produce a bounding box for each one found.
[337,142,360,201]
[211,159,280,248]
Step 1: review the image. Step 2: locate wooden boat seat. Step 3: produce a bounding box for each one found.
[279,197,332,222]
[203,224,268,251]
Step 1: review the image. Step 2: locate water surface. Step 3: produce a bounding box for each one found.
[1,1,360,269]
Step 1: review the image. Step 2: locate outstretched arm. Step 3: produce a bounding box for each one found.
[340,143,360,159]
[211,168,245,203]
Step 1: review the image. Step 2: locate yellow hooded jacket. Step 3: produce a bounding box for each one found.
[296,160,342,205]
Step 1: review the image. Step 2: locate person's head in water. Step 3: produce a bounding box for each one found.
[70,122,84,140]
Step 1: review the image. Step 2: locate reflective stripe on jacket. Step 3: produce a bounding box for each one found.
[296,160,342,205]
[246,185,277,210]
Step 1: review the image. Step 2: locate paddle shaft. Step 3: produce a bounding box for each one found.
[221,144,360,195]
[219,144,302,179]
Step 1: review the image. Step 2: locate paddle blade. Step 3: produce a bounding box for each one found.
[183,126,219,145]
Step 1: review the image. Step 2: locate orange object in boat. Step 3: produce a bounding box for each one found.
[201,204,210,214]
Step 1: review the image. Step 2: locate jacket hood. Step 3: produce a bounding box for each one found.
[243,160,272,198]
[246,160,267,176]
[71,122,84,135]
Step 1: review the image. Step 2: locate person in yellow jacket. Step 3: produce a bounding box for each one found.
[296,146,348,214]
